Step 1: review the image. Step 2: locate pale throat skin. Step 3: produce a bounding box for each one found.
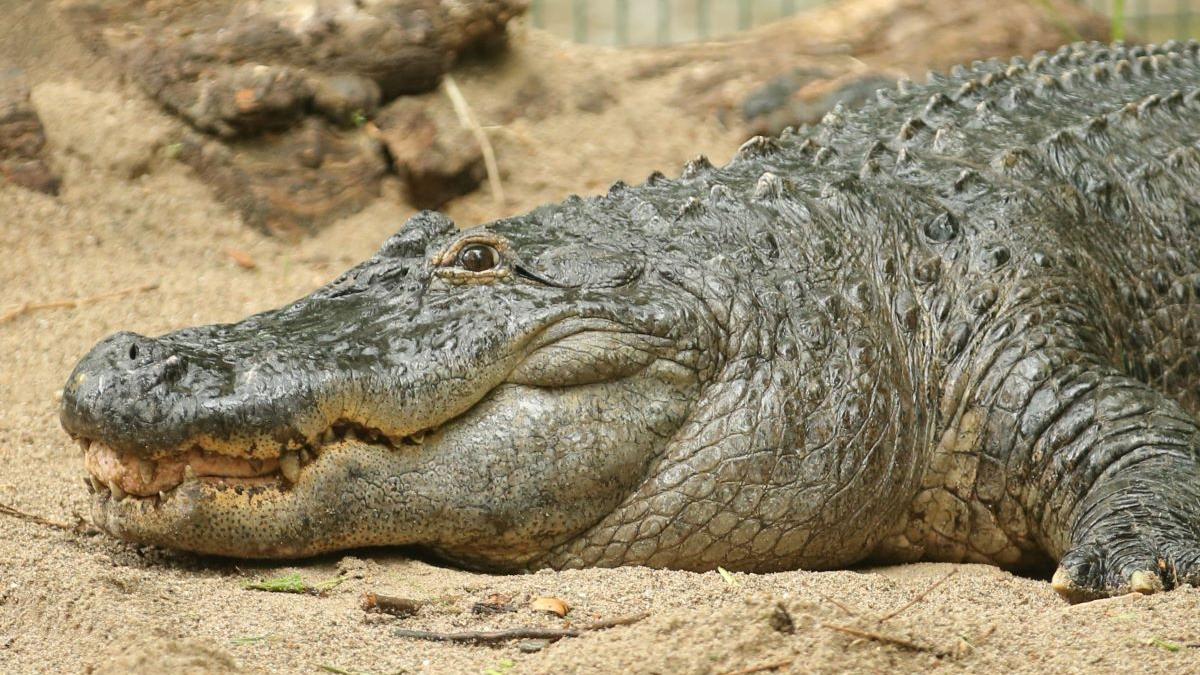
[62,40,1200,601]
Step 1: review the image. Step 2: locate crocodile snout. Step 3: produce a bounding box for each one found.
[60,328,242,457]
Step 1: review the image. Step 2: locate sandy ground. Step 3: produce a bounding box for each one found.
[3,2,1200,674]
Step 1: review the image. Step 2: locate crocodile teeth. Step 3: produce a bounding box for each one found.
[409,432,425,446]
[110,483,127,501]
[159,490,168,502]
[280,452,300,485]
[89,476,105,493]
[76,438,91,452]
[137,459,156,484]
[83,477,95,494]
[184,465,198,481]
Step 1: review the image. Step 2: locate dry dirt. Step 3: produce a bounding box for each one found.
[2,1,1200,673]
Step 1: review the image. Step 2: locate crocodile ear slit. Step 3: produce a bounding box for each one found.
[515,264,575,288]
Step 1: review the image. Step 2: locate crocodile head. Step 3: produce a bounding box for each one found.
[60,207,714,567]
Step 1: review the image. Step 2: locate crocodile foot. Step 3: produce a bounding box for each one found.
[1052,539,1200,603]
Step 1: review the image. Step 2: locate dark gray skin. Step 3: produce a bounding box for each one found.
[61,41,1200,601]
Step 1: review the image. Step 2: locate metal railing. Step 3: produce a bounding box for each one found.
[528,0,1200,45]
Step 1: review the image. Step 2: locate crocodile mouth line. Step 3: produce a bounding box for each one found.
[75,421,435,504]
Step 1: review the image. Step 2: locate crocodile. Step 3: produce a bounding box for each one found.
[61,41,1200,601]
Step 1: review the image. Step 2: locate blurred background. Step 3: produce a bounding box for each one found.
[528,0,1197,45]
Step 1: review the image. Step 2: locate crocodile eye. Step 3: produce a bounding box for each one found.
[453,242,501,271]
[456,244,500,272]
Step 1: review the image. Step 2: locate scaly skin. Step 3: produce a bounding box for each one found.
[61,41,1200,601]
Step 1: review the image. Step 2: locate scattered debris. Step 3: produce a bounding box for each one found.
[483,658,516,675]
[393,612,650,645]
[717,567,741,587]
[517,639,550,653]
[878,569,958,622]
[242,572,344,595]
[361,593,426,618]
[1150,637,1182,653]
[0,281,158,325]
[769,603,795,635]
[0,501,75,531]
[721,658,795,675]
[529,596,570,617]
[472,593,516,615]
[228,635,270,646]
[821,622,944,656]
[814,591,858,617]
[224,248,257,270]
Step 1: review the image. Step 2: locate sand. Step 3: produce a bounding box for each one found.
[3,2,1200,673]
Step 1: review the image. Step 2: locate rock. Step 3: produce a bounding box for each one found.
[373,96,484,209]
[62,0,529,134]
[30,81,174,180]
[743,71,898,137]
[653,0,1109,137]
[311,74,384,127]
[0,68,59,194]
[58,0,526,234]
[517,638,550,653]
[178,119,389,238]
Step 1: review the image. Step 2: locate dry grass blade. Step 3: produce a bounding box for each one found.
[0,281,159,325]
[443,74,505,208]
[394,612,650,645]
[822,622,943,655]
[878,569,958,622]
[0,502,75,530]
[721,658,796,675]
[814,590,858,617]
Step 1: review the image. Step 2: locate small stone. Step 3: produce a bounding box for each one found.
[517,639,550,653]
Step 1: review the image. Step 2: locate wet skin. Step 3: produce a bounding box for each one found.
[62,41,1200,601]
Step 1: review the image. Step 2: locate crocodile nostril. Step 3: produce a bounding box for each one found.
[128,343,140,360]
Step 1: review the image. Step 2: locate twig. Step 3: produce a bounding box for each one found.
[0,502,75,531]
[813,591,858,617]
[878,569,957,622]
[394,612,649,645]
[394,626,580,644]
[0,282,159,325]
[580,612,650,630]
[721,658,795,675]
[822,622,941,655]
[362,593,425,617]
[443,74,505,208]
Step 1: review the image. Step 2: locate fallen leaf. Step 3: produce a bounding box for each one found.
[225,248,258,270]
[235,88,259,112]
[530,596,570,617]
[717,566,741,587]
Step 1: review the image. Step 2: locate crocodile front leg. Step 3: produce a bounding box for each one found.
[1040,376,1200,601]
[968,334,1200,601]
